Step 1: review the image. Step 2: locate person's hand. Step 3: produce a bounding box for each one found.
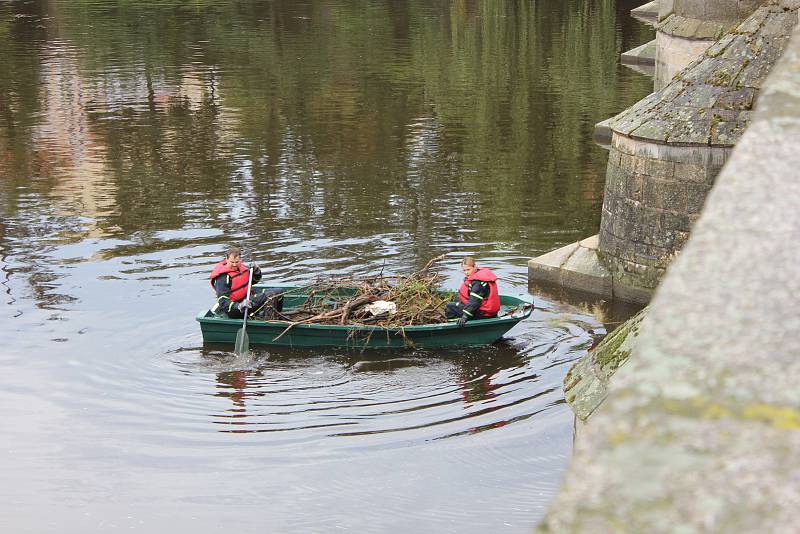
[456,316,467,327]
[237,298,252,312]
[252,265,262,278]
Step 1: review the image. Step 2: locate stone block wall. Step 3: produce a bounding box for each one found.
[599,134,728,290]
[599,3,797,294]
[531,2,796,304]
[672,0,763,22]
[655,0,763,87]
[655,31,720,86]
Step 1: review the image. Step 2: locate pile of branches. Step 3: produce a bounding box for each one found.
[269,255,455,332]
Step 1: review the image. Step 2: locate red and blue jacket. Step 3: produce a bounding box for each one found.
[210,260,261,315]
[458,268,500,318]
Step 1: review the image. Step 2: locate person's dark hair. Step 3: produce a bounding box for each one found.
[461,256,476,267]
[226,245,241,259]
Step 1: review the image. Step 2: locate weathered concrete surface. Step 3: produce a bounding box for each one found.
[537,13,800,533]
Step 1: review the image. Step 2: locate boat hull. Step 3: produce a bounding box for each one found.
[197,286,533,349]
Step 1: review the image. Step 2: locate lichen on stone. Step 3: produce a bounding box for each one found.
[608,6,796,147]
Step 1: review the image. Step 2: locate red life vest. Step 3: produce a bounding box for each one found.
[458,268,500,317]
[210,260,252,302]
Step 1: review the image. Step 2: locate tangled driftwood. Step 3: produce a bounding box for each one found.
[267,255,455,340]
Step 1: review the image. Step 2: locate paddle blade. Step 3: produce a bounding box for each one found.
[234,328,249,355]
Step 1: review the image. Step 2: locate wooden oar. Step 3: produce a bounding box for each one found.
[234,263,256,356]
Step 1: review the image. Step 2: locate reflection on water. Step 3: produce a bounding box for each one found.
[202,341,557,439]
[0,0,652,532]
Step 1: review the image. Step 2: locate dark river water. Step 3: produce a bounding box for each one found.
[0,1,652,532]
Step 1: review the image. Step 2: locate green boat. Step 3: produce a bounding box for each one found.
[197,285,534,349]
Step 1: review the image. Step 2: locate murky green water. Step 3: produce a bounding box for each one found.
[0,1,652,532]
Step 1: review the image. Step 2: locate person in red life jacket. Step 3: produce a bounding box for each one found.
[210,246,283,319]
[445,256,500,326]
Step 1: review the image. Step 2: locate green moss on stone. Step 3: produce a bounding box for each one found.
[563,308,649,420]
[595,322,633,372]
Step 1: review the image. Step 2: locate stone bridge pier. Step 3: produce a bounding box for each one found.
[656,0,762,88]
[536,6,800,529]
[530,0,798,305]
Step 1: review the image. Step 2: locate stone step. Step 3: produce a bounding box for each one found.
[528,235,612,298]
[593,117,613,149]
[623,61,656,78]
[528,235,653,304]
[631,0,659,25]
[621,39,656,66]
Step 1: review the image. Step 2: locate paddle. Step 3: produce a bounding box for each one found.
[234,263,256,356]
